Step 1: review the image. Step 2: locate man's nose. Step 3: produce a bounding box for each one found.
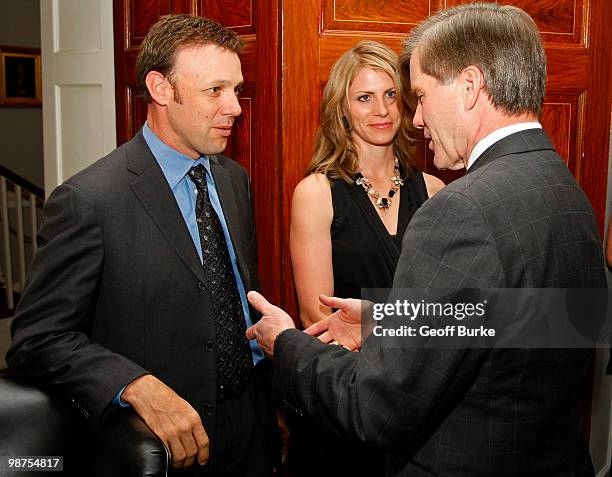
[224,92,242,116]
[412,103,424,129]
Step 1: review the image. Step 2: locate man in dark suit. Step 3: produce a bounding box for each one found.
[7,15,276,476]
[246,3,606,476]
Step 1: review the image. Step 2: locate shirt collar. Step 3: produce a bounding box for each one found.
[142,122,210,189]
[466,122,542,170]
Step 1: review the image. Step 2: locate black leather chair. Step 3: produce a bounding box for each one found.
[0,372,169,476]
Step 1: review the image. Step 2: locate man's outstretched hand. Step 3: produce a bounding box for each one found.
[304,295,363,351]
[246,291,296,356]
[122,374,209,469]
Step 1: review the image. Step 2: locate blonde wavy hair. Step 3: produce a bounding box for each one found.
[306,40,418,183]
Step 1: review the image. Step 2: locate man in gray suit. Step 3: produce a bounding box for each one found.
[8,15,276,476]
[246,3,605,476]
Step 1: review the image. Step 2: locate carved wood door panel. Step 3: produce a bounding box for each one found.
[283,0,610,222]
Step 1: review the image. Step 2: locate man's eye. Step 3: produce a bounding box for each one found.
[208,87,221,94]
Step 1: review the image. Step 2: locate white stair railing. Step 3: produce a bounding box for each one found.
[0,178,12,309]
[0,172,43,312]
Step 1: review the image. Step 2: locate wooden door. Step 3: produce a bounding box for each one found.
[113,0,612,314]
[113,0,284,304]
[281,0,612,312]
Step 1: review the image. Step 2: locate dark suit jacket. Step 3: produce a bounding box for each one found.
[7,131,262,440]
[273,129,606,476]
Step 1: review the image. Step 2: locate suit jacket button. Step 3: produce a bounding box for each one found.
[205,404,215,415]
[205,340,215,352]
[198,281,206,291]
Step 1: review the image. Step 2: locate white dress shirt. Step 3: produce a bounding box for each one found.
[466,122,542,170]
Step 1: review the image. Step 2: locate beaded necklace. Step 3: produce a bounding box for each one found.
[356,158,404,209]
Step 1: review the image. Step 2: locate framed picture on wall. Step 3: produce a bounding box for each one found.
[0,46,42,107]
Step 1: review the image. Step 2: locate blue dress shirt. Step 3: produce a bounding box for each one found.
[112,124,263,406]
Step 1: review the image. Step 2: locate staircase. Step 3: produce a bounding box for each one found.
[0,289,17,319]
[0,164,44,319]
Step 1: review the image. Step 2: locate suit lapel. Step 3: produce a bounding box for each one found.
[209,156,252,288]
[468,128,556,174]
[126,132,206,284]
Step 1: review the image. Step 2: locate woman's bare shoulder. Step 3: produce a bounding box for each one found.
[293,173,332,202]
[422,172,445,197]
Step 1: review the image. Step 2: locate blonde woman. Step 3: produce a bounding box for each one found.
[288,40,444,476]
[292,40,444,328]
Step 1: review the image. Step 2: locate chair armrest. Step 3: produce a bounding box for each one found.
[0,374,73,456]
[94,408,169,477]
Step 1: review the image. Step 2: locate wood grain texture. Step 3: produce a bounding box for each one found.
[320,35,403,81]
[541,91,584,175]
[281,0,321,318]
[251,0,283,306]
[114,0,195,144]
[224,93,253,176]
[575,0,611,234]
[238,36,256,84]
[125,84,148,140]
[114,0,135,145]
[323,0,431,33]
[446,0,585,45]
[546,49,588,89]
[542,102,573,166]
[128,0,170,49]
[125,0,194,50]
[198,0,255,34]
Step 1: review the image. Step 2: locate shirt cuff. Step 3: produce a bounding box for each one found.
[111,386,131,408]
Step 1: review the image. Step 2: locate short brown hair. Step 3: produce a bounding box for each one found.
[136,14,243,103]
[307,41,417,183]
[400,3,546,117]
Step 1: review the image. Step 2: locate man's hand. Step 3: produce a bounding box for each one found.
[304,295,363,351]
[246,291,296,357]
[121,374,209,469]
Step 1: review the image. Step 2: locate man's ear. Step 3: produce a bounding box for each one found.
[460,65,484,111]
[145,71,172,106]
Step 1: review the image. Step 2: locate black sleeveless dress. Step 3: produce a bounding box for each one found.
[288,169,429,477]
[331,168,428,299]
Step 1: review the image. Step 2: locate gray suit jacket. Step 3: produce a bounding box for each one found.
[7,131,261,438]
[274,129,606,476]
